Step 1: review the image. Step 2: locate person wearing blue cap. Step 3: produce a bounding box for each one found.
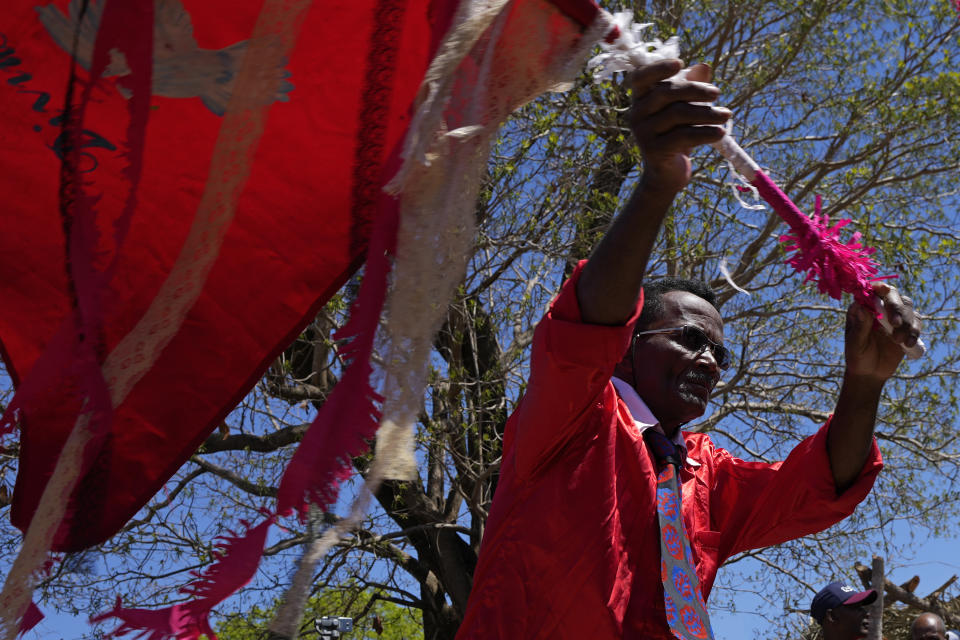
[811,581,877,640]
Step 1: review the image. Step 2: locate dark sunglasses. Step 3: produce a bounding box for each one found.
[634,325,732,370]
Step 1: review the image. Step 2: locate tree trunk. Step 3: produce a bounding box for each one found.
[868,555,884,640]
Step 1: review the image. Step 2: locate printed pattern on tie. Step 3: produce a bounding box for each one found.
[645,428,715,640]
[665,593,677,627]
[663,525,684,560]
[672,566,694,601]
[657,486,679,519]
[679,605,709,639]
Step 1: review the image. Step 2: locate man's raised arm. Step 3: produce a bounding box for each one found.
[576,59,731,325]
[829,281,922,491]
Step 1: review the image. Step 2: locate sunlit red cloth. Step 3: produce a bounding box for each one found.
[0,0,448,551]
[456,262,883,640]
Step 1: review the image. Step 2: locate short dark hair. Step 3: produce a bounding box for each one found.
[637,277,718,331]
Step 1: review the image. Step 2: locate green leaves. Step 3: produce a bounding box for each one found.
[215,587,423,640]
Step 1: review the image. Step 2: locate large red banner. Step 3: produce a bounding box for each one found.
[0,0,448,551]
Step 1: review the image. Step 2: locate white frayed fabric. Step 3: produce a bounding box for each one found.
[377,0,619,482]
[583,14,769,218]
[383,0,512,194]
[719,257,751,296]
[447,124,485,139]
[586,11,679,82]
[728,176,765,211]
[714,126,766,211]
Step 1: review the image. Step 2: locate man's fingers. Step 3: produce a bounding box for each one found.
[632,82,724,121]
[627,59,727,191]
[873,282,909,327]
[685,62,712,83]
[634,101,731,135]
[872,281,891,297]
[646,124,728,153]
[629,58,685,93]
[872,282,923,347]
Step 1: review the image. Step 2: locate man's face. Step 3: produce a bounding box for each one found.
[826,603,871,640]
[629,291,724,433]
[912,614,946,640]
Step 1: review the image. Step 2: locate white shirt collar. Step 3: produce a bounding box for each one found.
[610,376,701,468]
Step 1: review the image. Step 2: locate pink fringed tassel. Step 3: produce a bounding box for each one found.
[751,171,894,311]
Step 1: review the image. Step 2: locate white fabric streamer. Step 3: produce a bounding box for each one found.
[718,257,751,296]
[586,16,766,218]
[586,11,679,81]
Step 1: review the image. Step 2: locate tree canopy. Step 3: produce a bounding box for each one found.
[2,0,960,639]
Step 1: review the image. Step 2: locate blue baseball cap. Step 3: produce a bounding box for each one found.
[811,582,877,624]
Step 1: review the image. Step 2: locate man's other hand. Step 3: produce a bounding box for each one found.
[629,59,731,195]
[844,282,922,382]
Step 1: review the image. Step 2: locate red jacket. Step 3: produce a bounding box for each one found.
[457,263,882,640]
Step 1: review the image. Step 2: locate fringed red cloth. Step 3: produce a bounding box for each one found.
[0,0,443,552]
[90,519,273,640]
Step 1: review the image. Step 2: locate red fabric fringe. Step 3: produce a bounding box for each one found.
[15,0,587,637]
[94,186,399,640]
[751,170,893,310]
[92,519,273,640]
[97,0,409,633]
[94,184,399,640]
[276,201,396,516]
[19,602,44,633]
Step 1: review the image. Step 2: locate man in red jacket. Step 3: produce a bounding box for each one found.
[455,59,922,640]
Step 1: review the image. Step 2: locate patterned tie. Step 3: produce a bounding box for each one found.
[643,428,715,640]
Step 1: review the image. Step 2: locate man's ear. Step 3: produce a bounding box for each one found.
[825,608,837,623]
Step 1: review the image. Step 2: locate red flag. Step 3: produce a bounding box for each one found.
[0,0,448,551]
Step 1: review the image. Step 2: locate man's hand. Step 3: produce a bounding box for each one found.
[629,59,731,195]
[844,281,922,382]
